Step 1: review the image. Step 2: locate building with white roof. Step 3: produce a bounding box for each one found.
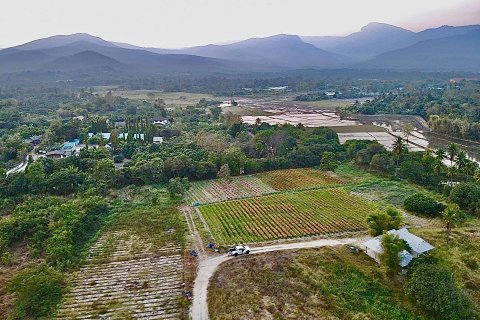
[362,228,434,267]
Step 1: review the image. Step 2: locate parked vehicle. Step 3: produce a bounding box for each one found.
[228,245,250,256]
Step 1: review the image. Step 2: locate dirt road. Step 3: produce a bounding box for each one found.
[190,237,364,320]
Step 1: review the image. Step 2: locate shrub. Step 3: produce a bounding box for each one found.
[403,193,445,216]
[367,207,403,236]
[7,263,64,319]
[113,153,125,163]
[450,182,480,214]
[405,260,474,320]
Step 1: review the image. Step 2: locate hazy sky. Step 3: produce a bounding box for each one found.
[1,0,479,48]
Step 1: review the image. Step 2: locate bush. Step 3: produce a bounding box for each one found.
[113,153,125,163]
[404,193,445,216]
[450,182,480,214]
[405,260,474,320]
[7,263,64,319]
[366,207,403,236]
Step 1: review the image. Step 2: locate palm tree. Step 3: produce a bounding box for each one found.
[392,137,406,176]
[433,148,446,173]
[464,161,479,181]
[442,204,465,245]
[403,123,414,145]
[447,143,459,166]
[456,150,468,170]
[475,169,480,183]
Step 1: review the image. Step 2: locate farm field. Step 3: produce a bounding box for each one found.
[200,188,375,245]
[257,168,344,190]
[185,176,275,204]
[55,196,187,319]
[95,89,214,106]
[208,246,423,320]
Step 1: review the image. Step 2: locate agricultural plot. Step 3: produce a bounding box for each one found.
[55,206,186,320]
[257,168,344,190]
[200,188,375,245]
[185,176,276,204]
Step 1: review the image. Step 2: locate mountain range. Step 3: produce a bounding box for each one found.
[0,22,479,78]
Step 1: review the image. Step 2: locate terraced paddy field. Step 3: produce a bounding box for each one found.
[199,188,375,245]
[185,176,275,204]
[56,206,187,320]
[257,168,344,190]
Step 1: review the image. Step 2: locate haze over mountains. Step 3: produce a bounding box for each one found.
[0,22,479,78]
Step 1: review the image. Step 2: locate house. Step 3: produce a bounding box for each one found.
[362,228,434,267]
[45,149,73,159]
[153,136,164,144]
[114,121,126,128]
[24,135,42,146]
[324,91,336,97]
[88,133,111,141]
[62,139,80,150]
[118,133,145,141]
[151,117,170,126]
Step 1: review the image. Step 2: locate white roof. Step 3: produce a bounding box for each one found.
[88,132,111,140]
[362,228,434,266]
[387,228,434,254]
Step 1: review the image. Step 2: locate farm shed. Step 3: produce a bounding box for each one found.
[362,228,434,267]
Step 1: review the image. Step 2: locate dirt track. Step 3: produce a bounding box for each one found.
[190,237,365,320]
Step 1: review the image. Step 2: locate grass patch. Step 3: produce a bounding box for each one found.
[209,246,424,319]
[412,225,480,310]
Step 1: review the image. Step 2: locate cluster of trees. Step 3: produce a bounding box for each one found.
[429,115,480,141]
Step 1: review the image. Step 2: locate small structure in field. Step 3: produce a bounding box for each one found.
[153,136,164,144]
[362,228,434,267]
[152,117,170,126]
[114,121,126,128]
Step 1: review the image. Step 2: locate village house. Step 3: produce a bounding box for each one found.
[362,228,434,268]
[45,149,73,159]
[24,135,42,146]
[114,121,126,128]
[153,136,164,144]
[151,117,170,126]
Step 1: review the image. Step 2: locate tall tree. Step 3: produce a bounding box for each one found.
[442,204,466,245]
[392,136,407,175]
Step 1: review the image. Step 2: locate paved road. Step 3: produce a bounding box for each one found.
[190,237,363,320]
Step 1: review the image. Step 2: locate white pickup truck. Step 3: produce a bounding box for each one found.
[228,245,250,256]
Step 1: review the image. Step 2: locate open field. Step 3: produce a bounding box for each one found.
[257,168,344,190]
[185,176,276,205]
[56,192,188,320]
[95,90,213,106]
[242,112,361,127]
[200,188,375,245]
[297,98,363,109]
[208,246,422,320]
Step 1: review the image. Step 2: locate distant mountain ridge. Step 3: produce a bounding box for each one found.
[0,23,479,77]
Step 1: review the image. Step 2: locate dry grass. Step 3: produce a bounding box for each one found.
[208,246,422,320]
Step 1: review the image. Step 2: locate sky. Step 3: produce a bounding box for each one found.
[1,0,479,48]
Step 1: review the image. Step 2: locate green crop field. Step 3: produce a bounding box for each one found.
[200,188,376,245]
[257,168,344,190]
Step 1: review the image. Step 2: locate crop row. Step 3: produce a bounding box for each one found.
[185,175,275,204]
[200,188,374,244]
[257,168,344,191]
